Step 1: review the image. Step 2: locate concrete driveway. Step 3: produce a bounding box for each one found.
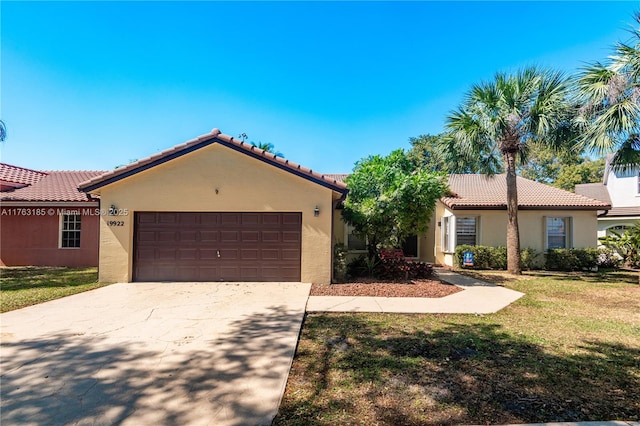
[0,282,311,426]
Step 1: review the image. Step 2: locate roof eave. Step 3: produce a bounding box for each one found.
[79,133,347,195]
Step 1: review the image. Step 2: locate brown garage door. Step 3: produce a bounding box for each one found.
[133,212,301,282]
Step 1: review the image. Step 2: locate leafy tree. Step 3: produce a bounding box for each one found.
[446,67,575,274]
[517,141,583,184]
[251,141,284,158]
[576,12,640,171]
[408,133,489,173]
[342,149,448,259]
[553,157,605,191]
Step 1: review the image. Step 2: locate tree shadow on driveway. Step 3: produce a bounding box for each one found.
[1,305,302,426]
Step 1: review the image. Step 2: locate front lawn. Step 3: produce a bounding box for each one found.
[275,270,640,425]
[0,267,106,313]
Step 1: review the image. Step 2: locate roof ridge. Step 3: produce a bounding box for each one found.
[78,128,348,192]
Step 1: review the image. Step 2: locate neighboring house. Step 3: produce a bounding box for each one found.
[576,158,640,240]
[78,129,347,284]
[0,163,105,267]
[334,174,610,268]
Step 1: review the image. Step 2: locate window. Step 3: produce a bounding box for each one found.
[546,217,571,249]
[401,235,418,258]
[456,217,477,246]
[442,216,452,252]
[60,214,81,248]
[345,224,367,252]
[442,215,479,252]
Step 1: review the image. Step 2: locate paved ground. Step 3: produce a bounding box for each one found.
[306,268,525,313]
[0,282,311,426]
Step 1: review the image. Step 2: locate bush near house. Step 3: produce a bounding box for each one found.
[345,249,433,281]
[455,245,540,270]
[455,245,621,272]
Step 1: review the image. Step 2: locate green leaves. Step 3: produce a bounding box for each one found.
[342,149,448,254]
[576,12,640,171]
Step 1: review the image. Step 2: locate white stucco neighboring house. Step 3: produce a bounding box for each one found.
[575,156,640,239]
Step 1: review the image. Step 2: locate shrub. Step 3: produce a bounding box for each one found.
[545,248,599,271]
[596,247,622,269]
[377,249,433,280]
[520,247,540,270]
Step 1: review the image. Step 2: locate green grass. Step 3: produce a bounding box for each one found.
[0,267,107,312]
[275,270,640,425]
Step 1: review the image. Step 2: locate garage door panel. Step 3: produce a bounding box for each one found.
[158,213,179,224]
[134,212,301,282]
[158,231,177,242]
[241,249,259,260]
[262,231,280,242]
[241,231,259,242]
[282,231,300,242]
[220,231,239,242]
[200,231,218,242]
[282,213,301,225]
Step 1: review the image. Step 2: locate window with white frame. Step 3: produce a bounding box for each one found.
[443,215,478,252]
[442,216,452,252]
[345,224,367,252]
[60,214,81,248]
[546,217,571,249]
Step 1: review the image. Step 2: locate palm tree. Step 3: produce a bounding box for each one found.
[0,120,6,142]
[446,67,574,274]
[251,141,284,158]
[576,12,640,171]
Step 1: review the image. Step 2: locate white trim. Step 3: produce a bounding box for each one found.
[59,213,82,249]
[544,216,573,250]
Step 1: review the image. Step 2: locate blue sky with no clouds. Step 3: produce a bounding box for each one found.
[1,1,638,173]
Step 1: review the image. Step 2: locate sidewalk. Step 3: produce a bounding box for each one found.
[305,268,524,313]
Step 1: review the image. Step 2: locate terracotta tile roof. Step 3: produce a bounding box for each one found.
[574,183,612,204]
[442,174,610,210]
[1,170,106,202]
[323,173,349,184]
[599,206,640,218]
[0,163,47,187]
[79,129,348,194]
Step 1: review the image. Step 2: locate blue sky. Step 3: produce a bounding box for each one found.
[1,1,638,173]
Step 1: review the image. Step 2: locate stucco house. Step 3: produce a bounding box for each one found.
[334,174,610,268]
[575,157,640,239]
[78,129,347,284]
[0,163,104,267]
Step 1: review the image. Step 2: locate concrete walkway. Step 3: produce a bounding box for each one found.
[1,282,310,426]
[306,268,524,314]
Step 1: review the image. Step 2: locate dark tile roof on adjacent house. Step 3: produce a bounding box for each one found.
[574,183,612,205]
[599,206,640,218]
[0,168,105,202]
[79,129,348,194]
[442,174,610,210]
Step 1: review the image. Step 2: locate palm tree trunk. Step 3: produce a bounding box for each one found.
[505,152,522,275]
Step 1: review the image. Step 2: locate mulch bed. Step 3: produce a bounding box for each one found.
[310,277,462,298]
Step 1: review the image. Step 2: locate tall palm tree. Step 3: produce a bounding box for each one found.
[576,12,640,170]
[0,120,6,142]
[446,67,574,274]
